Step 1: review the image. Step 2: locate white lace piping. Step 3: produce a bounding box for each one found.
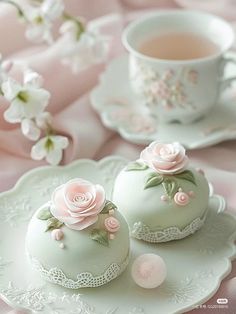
[28,253,129,289]
[131,215,207,243]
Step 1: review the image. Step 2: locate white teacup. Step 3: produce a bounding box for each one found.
[122,10,236,124]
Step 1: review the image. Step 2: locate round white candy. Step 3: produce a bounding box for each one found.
[131,254,167,289]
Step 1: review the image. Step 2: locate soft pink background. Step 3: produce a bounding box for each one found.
[0,0,236,313]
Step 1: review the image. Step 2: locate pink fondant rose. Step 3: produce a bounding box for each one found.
[140,141,188,174]
[104,217,120,233]
[51,178,106,230]
[174,191,189,206]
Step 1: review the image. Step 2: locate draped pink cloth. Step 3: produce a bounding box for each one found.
[0,0,236,313]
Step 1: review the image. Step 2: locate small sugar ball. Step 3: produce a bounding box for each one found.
[189,191,195,198]
[59,243,65,249]
[131,254,167,289]
[110,233,115,240]
[160,195,168,202]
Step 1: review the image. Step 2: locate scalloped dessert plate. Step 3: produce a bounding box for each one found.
[0,157,235,314]
[90,54,236,148]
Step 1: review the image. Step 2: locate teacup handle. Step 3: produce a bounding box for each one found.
[220,53,236,91]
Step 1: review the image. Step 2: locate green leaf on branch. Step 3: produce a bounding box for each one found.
[100,200,117,214]
[45,217,64,232]
[175,170,196,185]
[90,229,109,247]
[144,173,163,189]
[37,207,53,220]
[126,161,148,171]
[162,178,179,199]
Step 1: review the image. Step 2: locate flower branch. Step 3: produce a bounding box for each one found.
[0,0,111,164]
[0,61,69,165]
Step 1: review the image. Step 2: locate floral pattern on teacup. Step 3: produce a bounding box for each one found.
[132,59,198,111]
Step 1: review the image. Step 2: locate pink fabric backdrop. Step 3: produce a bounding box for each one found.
[0,0,236,313]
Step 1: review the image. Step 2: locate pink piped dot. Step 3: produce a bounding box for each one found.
[161,195,168,202]
[189,191,195,198]
[110,234,115,240]
[109,209,115,215]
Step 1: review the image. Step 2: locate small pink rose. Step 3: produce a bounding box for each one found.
[51,178,106,231]
[174,191,190,206]
[104,217,120,233]
[140,141,189,174]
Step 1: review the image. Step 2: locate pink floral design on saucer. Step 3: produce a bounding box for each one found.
[105,103,157,135]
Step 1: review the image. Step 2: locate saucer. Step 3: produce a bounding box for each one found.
[90,54,236,148]
[0,157,235,314]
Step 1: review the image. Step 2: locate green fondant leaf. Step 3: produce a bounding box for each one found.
[126,161,148,171]
[162,178,179,199]
[175,170,196,185]
[37,207,53,220]
[144,172,163,189]
[45,217,64,232]
[100,200,117,214]
[90,229,109,247]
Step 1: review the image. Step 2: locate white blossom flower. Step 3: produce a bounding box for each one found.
[1,71,50,123]
[21,118,41,141]
[59,21,110,73]
[25,0,65,44]
[31,135,69,165]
